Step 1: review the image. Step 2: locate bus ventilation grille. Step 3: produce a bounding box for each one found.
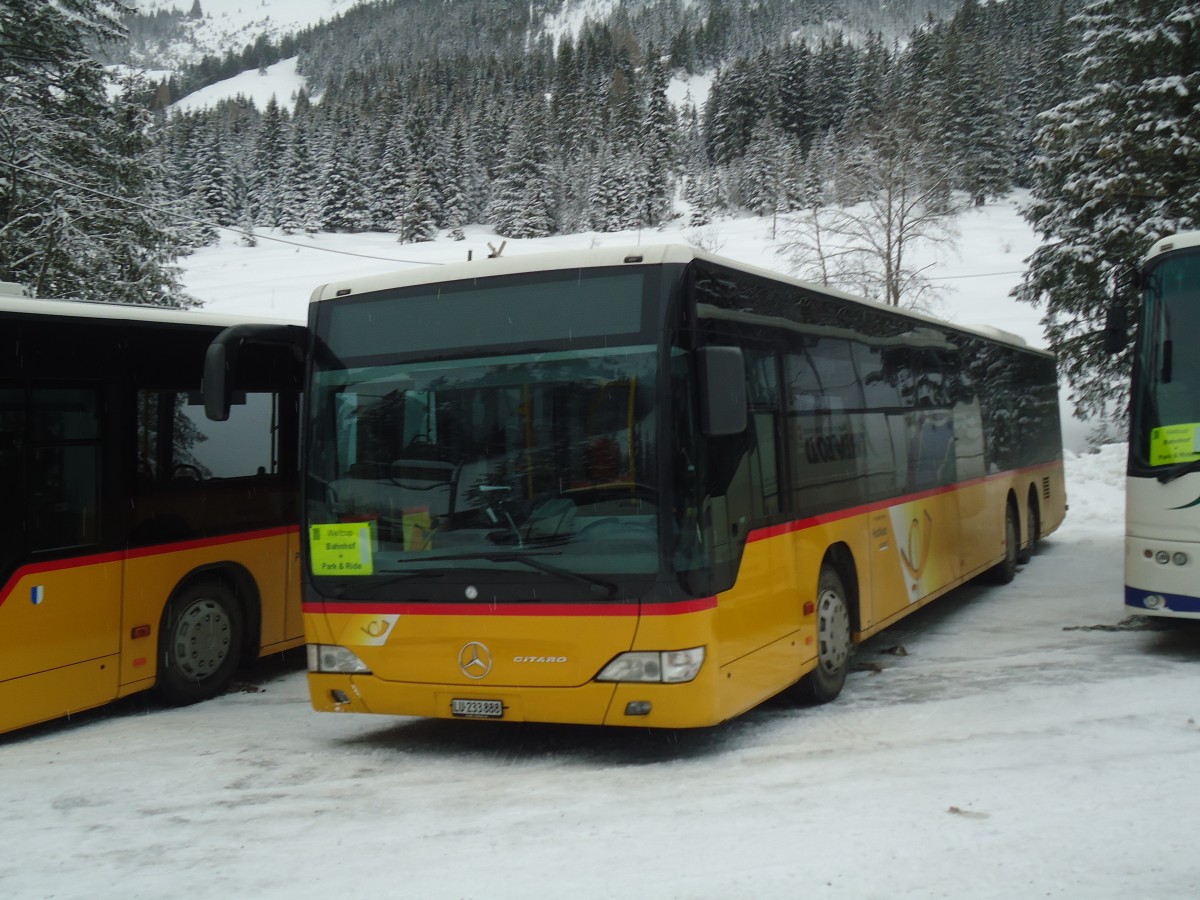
[1042,477,1051,500]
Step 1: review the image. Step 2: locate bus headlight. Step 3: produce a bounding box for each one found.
[308,644,371,674]
[596,647,706,684]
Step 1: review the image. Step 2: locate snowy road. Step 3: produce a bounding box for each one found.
[2,446,1198,899]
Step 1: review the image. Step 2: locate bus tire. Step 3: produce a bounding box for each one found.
[155,578,244,705]
[988,503,1019,584]
[800,565,852,704]
[1018,493,1040,564]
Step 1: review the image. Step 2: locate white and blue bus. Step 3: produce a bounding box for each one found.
[1120,232,1200,618]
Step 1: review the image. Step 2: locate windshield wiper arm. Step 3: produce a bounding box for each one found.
[505,553,618,598]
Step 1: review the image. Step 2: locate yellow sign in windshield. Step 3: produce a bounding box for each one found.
[309,522,375,575]
[1150,423,1200,466]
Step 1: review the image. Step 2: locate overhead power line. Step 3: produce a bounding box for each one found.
[930,269,1026,281]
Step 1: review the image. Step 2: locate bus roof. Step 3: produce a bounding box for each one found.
[0,294,300,329]
[308,243,1044,355]
[1145,231,1200,263]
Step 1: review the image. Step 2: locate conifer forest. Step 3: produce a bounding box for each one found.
[1,0,1197,415]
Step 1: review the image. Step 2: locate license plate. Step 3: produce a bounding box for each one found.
[451,698,504,718]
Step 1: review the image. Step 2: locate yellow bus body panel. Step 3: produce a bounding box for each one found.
[0,561,123,686]
[0,528,303,735]
[0,657,122,735]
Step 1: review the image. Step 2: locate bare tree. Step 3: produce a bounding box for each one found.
[779,122,958,309]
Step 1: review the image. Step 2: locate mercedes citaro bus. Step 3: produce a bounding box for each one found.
[205,245,1065,728]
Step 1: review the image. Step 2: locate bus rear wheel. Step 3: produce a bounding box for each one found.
[155,579,244,705]
[1018,496,1040,564]
[800,566,852,704]
[988,503,1019,584]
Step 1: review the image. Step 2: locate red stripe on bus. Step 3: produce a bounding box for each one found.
[303,596,718,617]
[747,462,1058,543]
[303,461,1059,617]
[0,526,299,610]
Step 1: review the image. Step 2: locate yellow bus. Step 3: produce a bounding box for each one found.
[208,245,1065,728]
[0,291,304,734]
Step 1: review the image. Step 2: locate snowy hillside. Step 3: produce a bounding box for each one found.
[132,0,373,67]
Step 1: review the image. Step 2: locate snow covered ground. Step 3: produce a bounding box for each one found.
[3,445,1198,899]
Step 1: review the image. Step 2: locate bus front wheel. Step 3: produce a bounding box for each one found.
[801,566,852,704]
[155,579,244,705]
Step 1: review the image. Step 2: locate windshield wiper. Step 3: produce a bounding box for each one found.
[418,551,618,599]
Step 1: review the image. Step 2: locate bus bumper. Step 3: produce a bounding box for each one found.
[1125,535,1200,618]
[1124,586,1200,618]
[307,672,727,728]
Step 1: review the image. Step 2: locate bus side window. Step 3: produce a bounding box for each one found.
[786,337,865,514]
[905,348,954,492]
[29,387,101,552]
[853,342,904,501]
[743,346,781,518]
[137,390,278,483]
[131,389,284,544]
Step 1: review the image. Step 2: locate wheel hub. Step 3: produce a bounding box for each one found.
[171,597,232,682]
[816,588,851,673]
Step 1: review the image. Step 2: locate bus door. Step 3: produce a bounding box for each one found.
[851,341,910,627]
[712,344,791,664]
[0,383,121,718]
[878,346,962,614]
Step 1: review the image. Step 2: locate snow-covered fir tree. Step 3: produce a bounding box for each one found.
[0,0,188,304]
[1019,0,1200,421]
[489,102,556,239]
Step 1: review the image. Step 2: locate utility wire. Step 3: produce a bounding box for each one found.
[930,269,1026,281]
[2,158,443,266]
[3,159,1030,278]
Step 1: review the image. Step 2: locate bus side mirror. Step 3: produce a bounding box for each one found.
[203,323,306,421]
[698,346,747,437]
[204,338,235,421]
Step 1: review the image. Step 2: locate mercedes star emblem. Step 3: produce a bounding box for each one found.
[458,642,493,679]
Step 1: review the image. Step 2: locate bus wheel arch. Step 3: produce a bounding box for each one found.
[154,564,258,705]
[800,545,858,704]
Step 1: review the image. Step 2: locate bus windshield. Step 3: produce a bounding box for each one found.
[307,270,669,596]
[1131,249,1200,474]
